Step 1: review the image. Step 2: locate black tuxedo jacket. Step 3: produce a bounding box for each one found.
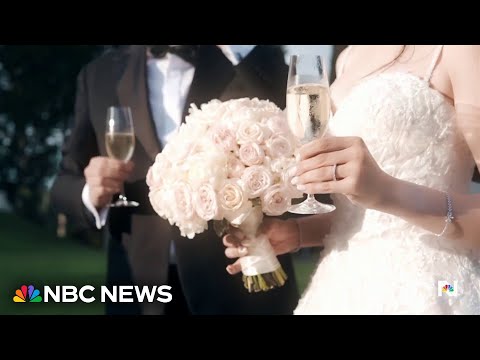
[51,45,299,315]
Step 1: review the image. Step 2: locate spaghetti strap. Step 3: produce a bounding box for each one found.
[338,46,353,77]
[425,45,444,83]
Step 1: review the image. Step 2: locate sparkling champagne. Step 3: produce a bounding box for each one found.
[105,132,135,162]
[286,83,330,142]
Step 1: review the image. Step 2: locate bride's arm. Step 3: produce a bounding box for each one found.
[293,45,480,248]
[383,46,480,246]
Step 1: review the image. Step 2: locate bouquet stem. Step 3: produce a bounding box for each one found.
[242,267,288,293]
[224,206,289,293]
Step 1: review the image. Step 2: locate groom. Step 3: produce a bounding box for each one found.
[51,45,299,315]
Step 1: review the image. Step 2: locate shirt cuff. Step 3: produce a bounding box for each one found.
[81,184,109,229]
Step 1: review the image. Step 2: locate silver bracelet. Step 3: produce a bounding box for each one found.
[435,192,455,237]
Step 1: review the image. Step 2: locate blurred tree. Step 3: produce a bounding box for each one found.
[0,45,113,222]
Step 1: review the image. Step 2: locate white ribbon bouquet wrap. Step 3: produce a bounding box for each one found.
[147,98,302,292]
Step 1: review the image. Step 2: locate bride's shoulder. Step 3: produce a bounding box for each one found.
[334,46,352,77]
[444,45,480,54]
[443,46,480,73]
[443,46,480,105]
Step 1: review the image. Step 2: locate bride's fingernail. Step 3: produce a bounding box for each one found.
[239,246,247,255]
[226,266,233,274]
[291,177,299,185]
[297,184,306,191]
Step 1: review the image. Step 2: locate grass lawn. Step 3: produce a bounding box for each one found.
[293,251,319,296]
[0,212,318,315]
[0,212,106,315]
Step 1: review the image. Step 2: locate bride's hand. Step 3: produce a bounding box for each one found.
[223,218,300,275]
[292,136,393,209]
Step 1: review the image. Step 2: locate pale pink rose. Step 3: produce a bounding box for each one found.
[237,121,265,145]
[146,166,155,188]
[227,155,245,179]
[219,180,253,226]
[268,157,289,173]
[146,156,172,189]
[194,183,219,221]
[239,142,265,166]
[219,181,245,211]
[210,126,237,152]
[262,184,291,216]
[149,188,168,219]
[263,114,290,135]
[173,182,194,221]
[265,135,294,158]
[241,165,272,198]
[179,220,209,239]
[185,152,228,189]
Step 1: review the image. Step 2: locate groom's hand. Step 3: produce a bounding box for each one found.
[223,218,300,275]
[84,156,134,209]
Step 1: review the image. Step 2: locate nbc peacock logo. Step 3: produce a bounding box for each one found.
[442,284,455,294]
[438,280,458,297]
[13,285,42,303]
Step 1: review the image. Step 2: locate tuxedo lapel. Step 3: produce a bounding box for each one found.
[117,46,160,161]
[237,45,286,87]
[182,45,235,121]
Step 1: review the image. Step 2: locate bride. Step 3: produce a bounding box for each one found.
[223,45,480,314]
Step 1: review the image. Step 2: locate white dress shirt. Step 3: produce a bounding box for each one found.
[82,45,256,231]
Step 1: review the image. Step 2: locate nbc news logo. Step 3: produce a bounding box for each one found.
[13,284,172,303]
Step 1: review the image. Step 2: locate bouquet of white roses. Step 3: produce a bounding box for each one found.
[146,98,302,292]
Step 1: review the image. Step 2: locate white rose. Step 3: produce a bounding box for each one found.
[227,154,245,179]
[185,151,228,189]
[170,182,208,239]
[194,183,220,221]
[149,188,170,219]
[185,100,226,126]
[241,165,273,198]
[261,184,291,216]
[237,121,265,145]
[226,97,255,112]
[264,134,294,158]
[218,180,253,226]
[239,142,265,166]
[210,126,237,152]
[146,166,158,189]
[179,220,209,240]
[268,157,290,174]
[173,182,195,221]
[263,114,291,135]
[146,154,173,189]
[219,180,245,211]
[161,134,196,164]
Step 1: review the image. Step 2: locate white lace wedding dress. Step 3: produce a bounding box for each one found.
[295,46,480,315]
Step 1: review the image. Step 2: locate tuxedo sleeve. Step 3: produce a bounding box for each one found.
[50,67,99,231]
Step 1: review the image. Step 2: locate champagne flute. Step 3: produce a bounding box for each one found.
[286,54,336,214]
[105,106,139,208]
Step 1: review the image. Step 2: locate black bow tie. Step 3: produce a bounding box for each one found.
[148,45,200,65]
